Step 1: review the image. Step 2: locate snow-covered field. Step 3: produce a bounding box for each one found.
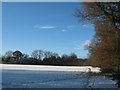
[1,64,118,88]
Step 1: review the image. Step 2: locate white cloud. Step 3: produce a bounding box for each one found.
[74,47,82,50]
[61,29,67,32]
[83,40,91,47]
[81,24,94,28]
[73,40,91,51]
[34,25,57,29]
[82,24,87,27]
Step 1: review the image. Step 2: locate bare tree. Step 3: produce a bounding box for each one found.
[31,50,43,60]
[44,51,53,58]
[4,51,13,57]
[23,54,29,58]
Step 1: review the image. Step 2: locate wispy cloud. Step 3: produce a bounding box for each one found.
[61,29,67,32]
[82,24,87,27]
[74,47,83,50]
[81,24,94,28]
[34,25,57,29]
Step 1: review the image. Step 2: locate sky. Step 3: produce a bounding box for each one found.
[2,2,95,58]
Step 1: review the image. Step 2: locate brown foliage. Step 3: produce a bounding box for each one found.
[75,2,120,73]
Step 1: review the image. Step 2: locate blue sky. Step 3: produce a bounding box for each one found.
[2,2,95,58]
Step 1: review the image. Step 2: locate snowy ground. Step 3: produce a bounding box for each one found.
[1,64,118,88]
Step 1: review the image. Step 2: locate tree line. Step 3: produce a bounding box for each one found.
[74,2,120,73]
[74,2,120,86]
[1,50,89,66]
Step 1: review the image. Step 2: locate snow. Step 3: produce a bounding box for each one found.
[1,64,100,72]
[1,64,118,88]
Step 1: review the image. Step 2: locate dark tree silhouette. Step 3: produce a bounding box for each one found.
[13,50,23,60]
[2,50,89,66]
